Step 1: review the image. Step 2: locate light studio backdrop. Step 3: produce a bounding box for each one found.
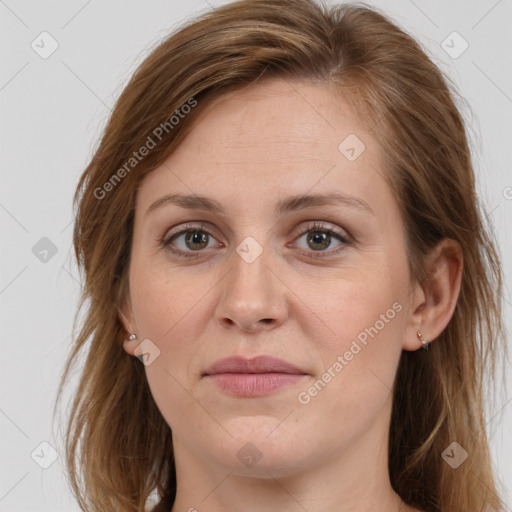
[0,0,511,510]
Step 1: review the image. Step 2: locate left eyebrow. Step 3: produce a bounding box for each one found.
[275,192,375,217]
[145,192,375,217]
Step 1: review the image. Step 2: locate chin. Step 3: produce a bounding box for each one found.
[203,416,317,477]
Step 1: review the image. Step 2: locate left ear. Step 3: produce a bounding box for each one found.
[403,238,463,351]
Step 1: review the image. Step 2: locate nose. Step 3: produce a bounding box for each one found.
[214,246,289,333]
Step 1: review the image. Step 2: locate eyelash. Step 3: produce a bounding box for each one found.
[160,222,352,260]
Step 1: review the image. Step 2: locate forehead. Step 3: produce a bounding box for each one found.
[136,77,390,216]
[184,78,369,160]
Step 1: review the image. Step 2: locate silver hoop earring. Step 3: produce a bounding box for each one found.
[127,334,137,342]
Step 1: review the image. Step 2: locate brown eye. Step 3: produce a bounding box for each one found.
[306,230,332,251]
[182,229,209,251]
[291,222,351,258]
[162,223,223,259]
[166,228,213,252]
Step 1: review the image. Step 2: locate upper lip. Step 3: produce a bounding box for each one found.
[203,355,307,376]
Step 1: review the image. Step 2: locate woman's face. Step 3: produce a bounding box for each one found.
[123,78,418,478]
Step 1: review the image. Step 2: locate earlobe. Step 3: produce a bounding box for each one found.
[403,238,463,351]
[117,301,138,356]
[123,333,139,356]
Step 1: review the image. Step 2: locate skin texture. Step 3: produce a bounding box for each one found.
[121,78,462,512]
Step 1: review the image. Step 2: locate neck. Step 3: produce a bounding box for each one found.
[170,399,407,512]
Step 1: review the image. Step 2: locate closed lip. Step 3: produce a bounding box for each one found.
[202,355,307,376]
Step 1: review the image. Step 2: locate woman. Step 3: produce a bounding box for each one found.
[57,0,507,511]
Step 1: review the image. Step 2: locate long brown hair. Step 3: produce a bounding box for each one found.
[55,1,507,510]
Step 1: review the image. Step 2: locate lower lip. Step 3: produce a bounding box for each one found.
[205,373,306,397]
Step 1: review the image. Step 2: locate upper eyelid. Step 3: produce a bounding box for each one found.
[164,222,221,241]
[164,221,349,245]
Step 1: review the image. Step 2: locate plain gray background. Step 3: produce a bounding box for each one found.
[1,0,511,510]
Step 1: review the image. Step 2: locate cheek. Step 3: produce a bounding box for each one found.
[291,281,405,448]
[129,265,210,431]
[130,261,209,342]
[128,262,213,406]
[299,261,408,350]
[299,267,407,396]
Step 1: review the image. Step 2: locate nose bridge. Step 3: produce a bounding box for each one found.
[215,236,288,332]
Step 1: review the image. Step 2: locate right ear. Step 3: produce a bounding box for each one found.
[117,298,138,356]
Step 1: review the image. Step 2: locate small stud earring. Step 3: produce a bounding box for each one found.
[127,334,137,342]
[417,331,429,350]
